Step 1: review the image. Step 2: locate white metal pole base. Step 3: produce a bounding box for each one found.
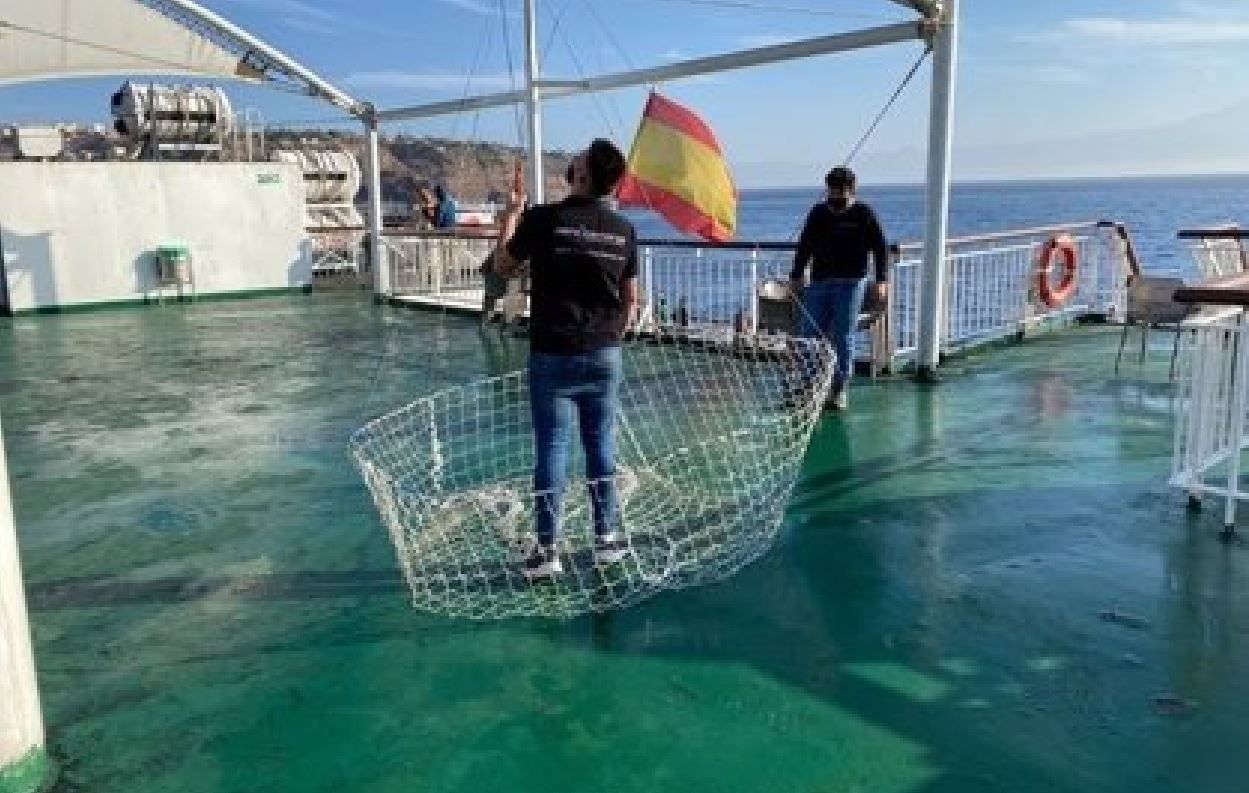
[0,412,46,793]
[364,113,388,298]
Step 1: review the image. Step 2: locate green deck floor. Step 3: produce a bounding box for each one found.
[2,294,1247,793]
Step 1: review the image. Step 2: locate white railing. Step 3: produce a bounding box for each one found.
[891,222,1127,358]
[383,222,1135,366]
[386,234,494,295]
[310,230,364,275]
[1171,308,1249,527]
[638,221,1130,364]
[1178,227,1247,281]
[639,245,791,335]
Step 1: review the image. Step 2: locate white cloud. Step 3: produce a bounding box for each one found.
[1063,17,1249,46]
[219,0,338,24]
[432,0,508,16]
[339,72,517,91]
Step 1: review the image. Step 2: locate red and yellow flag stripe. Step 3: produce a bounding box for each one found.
[616,92,737,243]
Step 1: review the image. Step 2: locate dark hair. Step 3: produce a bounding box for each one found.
[586,138,627,197]
[825,166,856,190]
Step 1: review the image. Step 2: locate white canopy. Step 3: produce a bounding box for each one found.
[0,0,364,115]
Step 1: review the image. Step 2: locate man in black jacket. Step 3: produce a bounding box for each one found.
[790,166,890,410]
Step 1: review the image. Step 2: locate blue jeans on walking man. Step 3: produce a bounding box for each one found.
[528,346,623,547]
[800,277,868,392]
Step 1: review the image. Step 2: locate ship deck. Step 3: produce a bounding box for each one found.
[2,292,1246,793]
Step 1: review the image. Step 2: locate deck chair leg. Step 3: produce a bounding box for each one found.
[1115,321,1131,374]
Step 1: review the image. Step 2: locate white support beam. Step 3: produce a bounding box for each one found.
[523,0,544,204]
[377,21,924,123]
[376,90,530,124]
[916,0,959,380]
[365,115,388,297]
[159,0,366,116]
[0,412,44,778]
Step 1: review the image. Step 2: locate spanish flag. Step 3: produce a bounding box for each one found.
[616,92,737,243]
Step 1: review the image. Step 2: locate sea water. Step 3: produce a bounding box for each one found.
[625,173,1249,280]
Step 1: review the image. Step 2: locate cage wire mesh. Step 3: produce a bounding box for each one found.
[351,298,835,620]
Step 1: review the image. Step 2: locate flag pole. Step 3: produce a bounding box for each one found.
[523,0,544,204]
[916,0,959,382]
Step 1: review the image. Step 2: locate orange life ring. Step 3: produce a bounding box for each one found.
[1036,235,1078,309]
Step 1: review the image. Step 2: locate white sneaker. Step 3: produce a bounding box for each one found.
[827,387,848,411]
[594,533,632,565]
[523,546,563,580]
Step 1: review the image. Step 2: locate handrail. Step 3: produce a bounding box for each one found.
[1178,228,1248,240]
[932,220,1102,248]
[641,223,1105,253]
[1101,221,1143,280]
[1174,272,1249,307]
[387,220,1112,254]
[384,228,500,240]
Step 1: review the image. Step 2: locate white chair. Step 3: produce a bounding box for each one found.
[1184,226,1247,281]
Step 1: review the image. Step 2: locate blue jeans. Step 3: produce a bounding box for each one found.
[801,278,867,388]
[528,347,623,547]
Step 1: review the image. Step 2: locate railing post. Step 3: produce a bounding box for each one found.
[523,0,545,204]
[364,111,389,298]
[1177,323,1207,498]
[1,411,46,792]
[749,248,760,336]
[916,0,959,382]
[642,246,654,330]
[1226,323,1248,529]
[434,241,444,296]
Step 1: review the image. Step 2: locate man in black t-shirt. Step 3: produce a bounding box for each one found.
[493,139,638,580]
[790,166,890,410]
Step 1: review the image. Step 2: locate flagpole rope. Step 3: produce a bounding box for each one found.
[550,13,631,142]
[499,0,526,146]
[615,0,904,20]
[577,0,638,72]
[842,44,931,166]
[541,0,573,64]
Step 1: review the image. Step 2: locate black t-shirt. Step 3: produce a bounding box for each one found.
[791,201,890,283]
[507,196,639,355]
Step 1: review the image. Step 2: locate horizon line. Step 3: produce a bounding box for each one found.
[740,171,1249,191]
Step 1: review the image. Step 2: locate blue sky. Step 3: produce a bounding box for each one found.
[2,0,1248,186]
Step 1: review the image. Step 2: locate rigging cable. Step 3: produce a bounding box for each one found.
[610,0,905,21]
[499,0,527,147]
[842,43,930,166]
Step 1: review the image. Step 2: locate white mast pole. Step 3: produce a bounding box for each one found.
[916,0,959,381]
[523,0,545,203]
[0,412,45,787]
[365,111,388,297]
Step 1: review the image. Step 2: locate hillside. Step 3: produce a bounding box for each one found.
[265,130,573,204]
